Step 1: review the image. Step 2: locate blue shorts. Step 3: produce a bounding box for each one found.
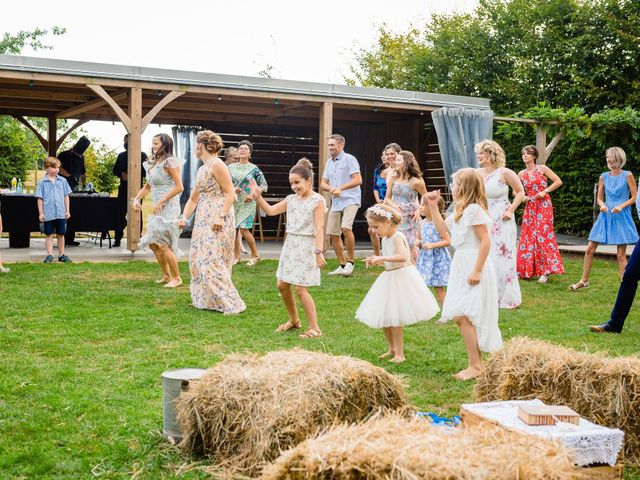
[43,219,67,235]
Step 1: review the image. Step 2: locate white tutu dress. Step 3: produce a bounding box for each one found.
[441,204,503,353]
[356,231,440,328]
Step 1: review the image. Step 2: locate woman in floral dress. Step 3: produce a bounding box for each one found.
[228,140,268,266]
[476,140,525,309]
[179,131,246,314]
[133,133,184,288]
[516,145,564,283]
[384,149,426,262]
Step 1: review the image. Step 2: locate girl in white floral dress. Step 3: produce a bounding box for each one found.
[252,158,327,338]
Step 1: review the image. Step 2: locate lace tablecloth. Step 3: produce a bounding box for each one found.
[461,399,624,466]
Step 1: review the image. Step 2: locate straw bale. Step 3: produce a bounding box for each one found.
[175,349,411,476]
[475,336,640,465]
[261,413,577,480]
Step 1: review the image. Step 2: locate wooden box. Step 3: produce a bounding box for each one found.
[517,404,580,426]
[460,406,623,480]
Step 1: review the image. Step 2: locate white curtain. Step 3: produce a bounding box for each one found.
[172,127,201,232]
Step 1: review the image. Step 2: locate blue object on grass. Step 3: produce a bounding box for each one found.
[416,412,461,426]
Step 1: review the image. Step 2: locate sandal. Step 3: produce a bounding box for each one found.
[299,329,322,339]
[247,256,261,266]
[276,321,302,332]
[568,280,589,291]
[538,275,549,284]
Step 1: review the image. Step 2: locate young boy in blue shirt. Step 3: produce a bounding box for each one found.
[36,157,72,263]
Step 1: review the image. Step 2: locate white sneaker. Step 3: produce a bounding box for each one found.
[341,262,354,276]
[240,241,248,254]
[328,266,344,276]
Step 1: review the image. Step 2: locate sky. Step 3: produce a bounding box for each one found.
[2,0,478,152]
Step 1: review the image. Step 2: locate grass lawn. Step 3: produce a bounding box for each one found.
[1,255,639,479]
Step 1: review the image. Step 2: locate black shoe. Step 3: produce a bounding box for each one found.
[58,254,72,263]
[65,241,81,247]
[589,323,620,334]
[112,240,121,247]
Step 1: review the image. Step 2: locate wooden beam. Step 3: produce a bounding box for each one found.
[58,90,128,119]
[536,124,547,165]
[15,116,48,152]
[127,87,143,251]
[318,102,333,185]
[141,90,185,131]
[47,114,57,157]
[86,84,131,132]
[56,119,89,151]
[545,132,564,163]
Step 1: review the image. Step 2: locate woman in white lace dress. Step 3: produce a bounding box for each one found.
[133,133,184,288]
[476,140,525,309]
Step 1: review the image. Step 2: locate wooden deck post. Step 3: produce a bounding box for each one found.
[318,102,333,249]
[318,102,333,187]
[47,115,57,157]
[127,87,143,251]
[536,124,547,165]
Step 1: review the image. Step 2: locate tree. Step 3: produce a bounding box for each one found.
[0,27,65,54]
[349,0,640,115]
[0,26,66,187]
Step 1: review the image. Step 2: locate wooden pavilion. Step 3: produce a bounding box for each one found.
[0,55,493,249]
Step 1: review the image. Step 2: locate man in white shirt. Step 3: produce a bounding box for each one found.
[320,134,362,276]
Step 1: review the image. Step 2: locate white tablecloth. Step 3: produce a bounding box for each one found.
[461,399,624,466]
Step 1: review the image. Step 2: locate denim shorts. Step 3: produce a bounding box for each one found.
[43,218,67,235]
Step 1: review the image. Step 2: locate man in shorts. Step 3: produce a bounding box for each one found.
[320,134,362,276]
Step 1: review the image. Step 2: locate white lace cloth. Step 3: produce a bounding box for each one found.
[461,400,624,466]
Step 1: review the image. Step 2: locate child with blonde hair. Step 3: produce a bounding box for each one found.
[251,158,327,338]
[426,168,502,380]
[355,203,440,363]
[416,195,451,312]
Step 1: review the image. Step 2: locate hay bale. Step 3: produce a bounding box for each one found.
[175,349,411,476]
[261,413,577,479]
[475,336,640,465]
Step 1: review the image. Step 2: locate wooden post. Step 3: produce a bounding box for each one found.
[536,124,547,165]
[127,87,143,251]
[47,115,57,157]
[318,102,333,187]
[318,102,333,250]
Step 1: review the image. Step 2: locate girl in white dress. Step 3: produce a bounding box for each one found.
[355,204,440,363]
[426,168,503,380]
[252,158,327,339]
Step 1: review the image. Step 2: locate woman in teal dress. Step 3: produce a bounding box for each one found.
[227,140,268,265]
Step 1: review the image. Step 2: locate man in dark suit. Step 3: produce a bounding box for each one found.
[58,136,91,246]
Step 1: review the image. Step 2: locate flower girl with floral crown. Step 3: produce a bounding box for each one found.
[355,203,440,363]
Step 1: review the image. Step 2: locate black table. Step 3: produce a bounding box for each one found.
[0,193,122,248]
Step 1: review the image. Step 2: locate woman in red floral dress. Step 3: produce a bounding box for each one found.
[516,145,564,283]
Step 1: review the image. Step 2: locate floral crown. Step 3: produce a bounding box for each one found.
[367,205,394,220]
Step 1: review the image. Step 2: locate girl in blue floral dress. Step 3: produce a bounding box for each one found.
[416,195,452,310]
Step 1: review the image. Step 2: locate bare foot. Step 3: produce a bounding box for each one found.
[155,277,170,284]
[453,367,482,380]
[164,278,183,288]
[378,350,394,359]
[389,356,406,364]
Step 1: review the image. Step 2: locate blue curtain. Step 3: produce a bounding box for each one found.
[432,107,494,185]
[172,127,201,232]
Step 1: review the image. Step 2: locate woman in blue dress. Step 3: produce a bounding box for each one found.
[369,143,400,255]
[569,147,639,290]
